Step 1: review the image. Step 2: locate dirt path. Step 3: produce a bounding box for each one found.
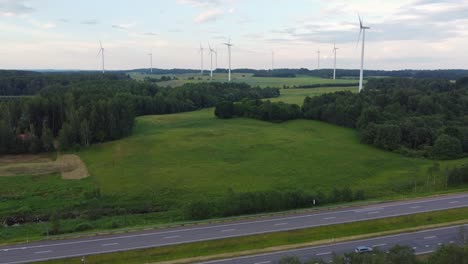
[0,154,89,180]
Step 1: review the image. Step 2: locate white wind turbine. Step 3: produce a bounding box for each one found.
[271,51,275,71]
[97,41,105,74]
[199,43,204,75]
[332,42,339,80]
[357,15,370,92]
[317,49,321,69]
[148,51,153,74]
[209,43,215,79]
[215,48,218,69]
[222,38,233,82]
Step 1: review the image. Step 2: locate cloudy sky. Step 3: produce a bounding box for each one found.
[1,0,467,70]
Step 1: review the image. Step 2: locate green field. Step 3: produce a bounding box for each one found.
[129,72,359,88]
[2,87,468,243]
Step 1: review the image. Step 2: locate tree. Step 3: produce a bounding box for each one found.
[432,134,463,160]
[80,119,91,147]
[0,120,14,154]
[215,101,236,119]
[41,123,54,152]
[387,245,418,264]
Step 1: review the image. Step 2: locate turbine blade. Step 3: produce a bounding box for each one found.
[356,28,362,50]
[99,40,103,49]
[358,13,363,29]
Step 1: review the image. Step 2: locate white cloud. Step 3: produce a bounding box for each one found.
[194,9,223,23]
[0,0,34,17]
[112,23,136,30]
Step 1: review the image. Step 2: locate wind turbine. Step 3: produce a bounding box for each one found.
[332,42,339,80]
[222,38,233,82]
[271,51,275,71]
[148,51,153,74]
[97,41,105,74]
[199,43,204,75]
[357,15,370,92]
[215,48,218,69]
[209,43,215,79]
[316,49,320,69]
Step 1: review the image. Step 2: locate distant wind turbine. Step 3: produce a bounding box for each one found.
[332,42,339,80]
[222,38,233,82]
[199,43,204,75]
[97,41,105,74]
[357,15,370,92]
[148,51,153,74]
[209,43,215,79]
[317,49,320,69]
[271,51,275,71]
[215,48,218,69]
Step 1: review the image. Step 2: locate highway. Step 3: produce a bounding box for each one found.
[200,225,467,264]
[1,193,468,263]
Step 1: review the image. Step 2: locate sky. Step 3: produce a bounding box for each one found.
[0,0,468,71]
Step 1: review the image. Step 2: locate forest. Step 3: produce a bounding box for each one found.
[216,77,468,160]
[0,72,279,154]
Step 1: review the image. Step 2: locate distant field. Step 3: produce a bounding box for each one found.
[269,87,358,105]
[129,72,359,88]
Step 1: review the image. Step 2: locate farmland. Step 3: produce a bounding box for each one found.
[129,72,359,88]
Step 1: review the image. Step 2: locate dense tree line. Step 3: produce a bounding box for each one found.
[303,78,468,159]
[184,187,366,220]
[279,243,468,264]
[0,74,279,154]
[217,77,468,159]
[252,71,297,78]
[0,71,129,96]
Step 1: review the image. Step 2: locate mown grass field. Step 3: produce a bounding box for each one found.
[129,72,359,88]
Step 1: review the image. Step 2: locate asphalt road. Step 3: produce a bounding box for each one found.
[1,193,468,264]
[199,225,468,264]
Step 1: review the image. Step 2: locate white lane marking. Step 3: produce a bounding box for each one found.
[324,217,336,220]
[354,207,384,213]
[316,252,332,256]
[34,250,52,254]
[368,211,380,214]
[438,243,442,246]
[254,261,271,264]
[417,250,434,255]
[449,201,460,204]
[424,236,437,240]
[425,245,430,248]
[450,241,455,244]
[164,235,180,239]
[413,247,417,250]
[274,223,288,226]
[221,229,236,232]
[373,243,387,247]
[4,195,468,253]
[101,243,118,247]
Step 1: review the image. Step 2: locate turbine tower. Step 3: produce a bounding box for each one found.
[97,41,105,74]
[222,38,233,82]
[209,43,215,79]
[357,15,370,92]
[271,51,275,71]
[215,49,218,69]
[332,42,339,80]
[199,43,204,75]
[317,49,320,69]
[148,51,153,74]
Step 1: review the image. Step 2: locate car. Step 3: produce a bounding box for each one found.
[355,246,373,253]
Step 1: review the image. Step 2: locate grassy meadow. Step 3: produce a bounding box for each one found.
[129,72,359,88]
[1,86,468,243]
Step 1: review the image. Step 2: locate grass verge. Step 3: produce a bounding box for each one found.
[38,207,468,264]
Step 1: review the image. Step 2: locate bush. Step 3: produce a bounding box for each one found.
[432,134,463,160]
[74,222,94,232]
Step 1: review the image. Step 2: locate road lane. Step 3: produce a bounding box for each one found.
[1,193,468,263]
